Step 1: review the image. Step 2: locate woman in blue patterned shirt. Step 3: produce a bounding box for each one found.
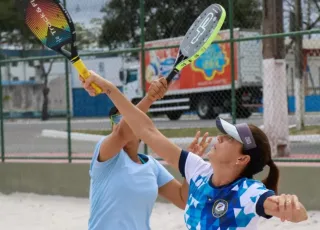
[81,71,308,230]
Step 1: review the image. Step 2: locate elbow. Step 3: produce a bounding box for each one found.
[177,193,186,210]
[178,187,187,210]
[177,202,186,210]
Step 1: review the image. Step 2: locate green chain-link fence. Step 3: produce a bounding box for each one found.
[0,0,320,163]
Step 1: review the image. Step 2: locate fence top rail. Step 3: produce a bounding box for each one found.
[2,156,320,163]
[0,29,319,65]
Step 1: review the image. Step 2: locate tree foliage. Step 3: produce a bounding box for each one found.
[0,0,40,48]
[99,0,262,49]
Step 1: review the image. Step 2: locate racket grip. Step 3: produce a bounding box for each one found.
[166,69,179,84]
[73,59,103,94]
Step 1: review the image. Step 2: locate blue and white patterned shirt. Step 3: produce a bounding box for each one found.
[179,150,274,230]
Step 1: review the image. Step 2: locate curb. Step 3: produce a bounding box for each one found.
[41,129,320,144]
[41,130,103,142]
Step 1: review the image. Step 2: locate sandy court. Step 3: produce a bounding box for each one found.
[0,193,318,230]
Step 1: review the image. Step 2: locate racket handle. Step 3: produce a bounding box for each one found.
[166,69,179,84]
[73,59,103,94]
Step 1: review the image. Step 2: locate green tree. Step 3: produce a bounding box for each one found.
[0,0,39,47]
[75,22,100,50]
[99,0,262,49]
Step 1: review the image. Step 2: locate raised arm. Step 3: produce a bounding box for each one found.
[82,71,183,170]
[80,76,167,162]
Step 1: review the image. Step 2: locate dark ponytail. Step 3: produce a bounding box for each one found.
[242,125,280,194]
[262,160,280,194]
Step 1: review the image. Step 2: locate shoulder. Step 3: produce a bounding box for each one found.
[90,139,125,176]
[146,155,169,171]
[242,179,270,192]
[146,155,174,187]
[236,178,275,218]
[235,179,272,196]
[179,150,212,183]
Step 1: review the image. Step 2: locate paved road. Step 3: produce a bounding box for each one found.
[1,114,320,154]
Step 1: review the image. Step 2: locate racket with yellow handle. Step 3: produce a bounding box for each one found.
[20,0,102,94]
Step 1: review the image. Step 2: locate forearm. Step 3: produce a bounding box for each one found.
[103,82,156,142]
[116,96,153,142]
[159,180,186,210]
[102,81,182,169]
[180,179,189,204]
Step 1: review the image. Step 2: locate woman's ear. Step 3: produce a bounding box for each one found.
[236,155,251,166]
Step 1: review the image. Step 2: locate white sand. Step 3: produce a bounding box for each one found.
[0,193,318,230]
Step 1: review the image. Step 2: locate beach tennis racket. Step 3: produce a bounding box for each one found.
[20,0,102,94]
[166,4,226,84]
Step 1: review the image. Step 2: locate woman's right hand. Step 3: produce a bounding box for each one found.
[79,70,110,96]
[187,131,212,157]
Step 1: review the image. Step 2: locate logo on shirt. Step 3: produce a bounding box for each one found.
[212,199,228,218]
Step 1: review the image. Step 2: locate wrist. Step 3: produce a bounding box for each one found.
[101,81,113,95]
[145,93,156,103]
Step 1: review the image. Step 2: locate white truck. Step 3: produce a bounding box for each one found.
[120,29,320,120]
[120,29,263,120]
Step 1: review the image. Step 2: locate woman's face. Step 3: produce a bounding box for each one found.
[207,135,246,166]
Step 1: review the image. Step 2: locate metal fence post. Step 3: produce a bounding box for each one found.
[63,0,72,163]
[140,0,148,155]
[228,0,236,125]
[0,63,5,162]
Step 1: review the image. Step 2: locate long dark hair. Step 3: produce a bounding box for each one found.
[241,125,280,194]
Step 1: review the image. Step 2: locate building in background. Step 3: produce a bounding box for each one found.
[0,49,127,118]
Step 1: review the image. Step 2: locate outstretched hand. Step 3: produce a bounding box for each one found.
[187,131,212,157]
[265,194,308,223]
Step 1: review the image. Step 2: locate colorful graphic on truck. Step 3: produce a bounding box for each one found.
[145,47,179,83]
[144,30,238,91]
[191,35,229,81]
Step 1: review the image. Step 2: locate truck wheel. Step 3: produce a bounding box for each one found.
[196,97,217,119]
[166,111,183,120]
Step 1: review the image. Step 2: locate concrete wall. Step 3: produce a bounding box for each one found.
[2,76,66,115]
[0,162,319,210]
[2,84,43,113]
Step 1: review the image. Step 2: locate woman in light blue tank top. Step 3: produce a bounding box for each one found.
[83,75,210,230]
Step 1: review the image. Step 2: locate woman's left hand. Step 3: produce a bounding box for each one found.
[266,194,308,223]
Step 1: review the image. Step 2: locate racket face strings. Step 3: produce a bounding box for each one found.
[180,4,224,58]
[23,0,72,50]
[166,4,226,82]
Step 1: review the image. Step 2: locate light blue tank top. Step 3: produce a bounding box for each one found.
[88,138,174,230]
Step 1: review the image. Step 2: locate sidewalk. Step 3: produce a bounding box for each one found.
[41,129,320,144]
